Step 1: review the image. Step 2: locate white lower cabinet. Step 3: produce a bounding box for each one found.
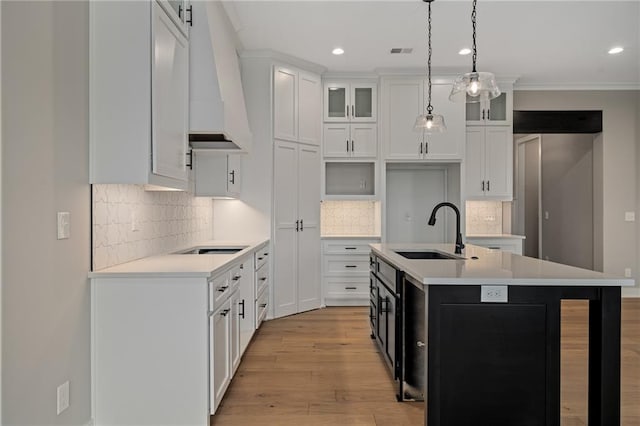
[91,245,269,425]
[211,296,232,413]
[322,238,380,306]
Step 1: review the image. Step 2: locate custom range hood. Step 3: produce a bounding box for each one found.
[189,1,252,151]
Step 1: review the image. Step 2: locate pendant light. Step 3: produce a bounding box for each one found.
[414,0,446,133]
[449,0,500,103]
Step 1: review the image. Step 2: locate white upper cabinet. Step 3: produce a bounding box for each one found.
[193,152,241,198]
[323,123,377,158]
[273,65,321,145]
[381,77,464,161]
[156,0,191,37]
[324,82,377,122]
[465,126,512,200]
[90,1,188,190]
[153,4,189,181]
[465,83,513,126]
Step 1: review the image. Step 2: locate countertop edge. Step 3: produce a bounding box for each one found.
[88,239,269,279]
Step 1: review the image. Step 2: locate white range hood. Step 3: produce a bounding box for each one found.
[189,1,252,152]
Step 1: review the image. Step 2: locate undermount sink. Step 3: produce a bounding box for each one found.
[177,247,247,255]
[394,250,461,260]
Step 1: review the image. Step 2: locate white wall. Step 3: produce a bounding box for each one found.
[2,2,91,424]
[514,90,639,296]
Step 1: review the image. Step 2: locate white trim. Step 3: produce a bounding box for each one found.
[240,49,327,75]
[0,1,3,420]
[515,82,640,91]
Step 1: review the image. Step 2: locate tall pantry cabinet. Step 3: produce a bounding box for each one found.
[272,64,322,317]
[240,54,323,319]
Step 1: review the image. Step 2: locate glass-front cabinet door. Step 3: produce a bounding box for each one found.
[324,82,377,122]
[156,0,191,37]
[465,90,511,125]
[324,83,349,121]
[351,84,377,122]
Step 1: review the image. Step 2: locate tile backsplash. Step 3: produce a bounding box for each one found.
[92,185,213,270]
[465,200,504,234]
[321,200,380,236]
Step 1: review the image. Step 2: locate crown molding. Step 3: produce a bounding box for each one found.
[240,49,327,75]
[515,82,640,91]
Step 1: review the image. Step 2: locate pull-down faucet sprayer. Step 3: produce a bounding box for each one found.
[428,202,465,254]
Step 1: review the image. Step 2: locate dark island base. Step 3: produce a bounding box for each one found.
[426,285,621,426]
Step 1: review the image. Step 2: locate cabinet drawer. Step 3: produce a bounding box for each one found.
[229,261,247,293]
[324,255,370,275]
[255,262,269,295]
[322,239,379,254]
[254,246,269,270]
[467,238,523,255]
[255,286,269,329]
[209,272,231,310]
[325,281,369,296]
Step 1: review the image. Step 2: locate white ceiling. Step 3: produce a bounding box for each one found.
[222,0,640,89]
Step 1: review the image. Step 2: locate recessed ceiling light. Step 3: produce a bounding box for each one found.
[458,48,472,55]
[332,48,344,55]
[608,46,624,54]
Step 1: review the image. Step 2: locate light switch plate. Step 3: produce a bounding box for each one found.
[625,212,635,222]
[481,285,508,303]
[57,212,70,240]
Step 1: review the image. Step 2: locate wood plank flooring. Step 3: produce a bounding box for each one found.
[211,299,640,426]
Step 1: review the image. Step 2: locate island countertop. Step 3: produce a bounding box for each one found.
[370,243,634,287]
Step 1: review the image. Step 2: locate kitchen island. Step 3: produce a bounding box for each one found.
[369,243,634,426]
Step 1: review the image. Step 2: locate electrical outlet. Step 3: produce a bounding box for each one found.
[57,381,69,415]
[57,212,70,239]
[481,285,508,303]
[625,268,632,278]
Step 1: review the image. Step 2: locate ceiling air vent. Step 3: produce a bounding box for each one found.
[390,48,413,54]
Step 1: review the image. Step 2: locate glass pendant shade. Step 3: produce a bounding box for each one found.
[449,71,500,103]
[413,113,446,133]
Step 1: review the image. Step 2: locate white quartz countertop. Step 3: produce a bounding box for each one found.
[89,239,269,279]
[321,235,381,239]
[465,234,526,240]
[370,243,634,287]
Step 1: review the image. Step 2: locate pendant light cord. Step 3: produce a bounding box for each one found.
[471,0,477,72]
[426,0,433,114]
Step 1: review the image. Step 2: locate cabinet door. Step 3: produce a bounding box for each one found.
[273,66,298,141]
[466,90,512,125]
[152,3,188,181]
[273,141,299,318]
[227,154,242,196]
[351,83,377,122]
[299,71,321,146]
[323,124,351,158]
[156,0,190,37]
[324,82,349,122]
[210,300,230,414]
[465,127,486,198]
[383,79,423,160]
[297,145,322,312]
[422,84,465,160]
[484,126,512,198]
[351,123,378,158]
[238,262,255,355]
[230,291,241,374]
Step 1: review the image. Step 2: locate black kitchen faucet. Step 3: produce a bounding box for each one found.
[427,202,465,254]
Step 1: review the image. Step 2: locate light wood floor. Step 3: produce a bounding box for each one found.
[211,299,640,426]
